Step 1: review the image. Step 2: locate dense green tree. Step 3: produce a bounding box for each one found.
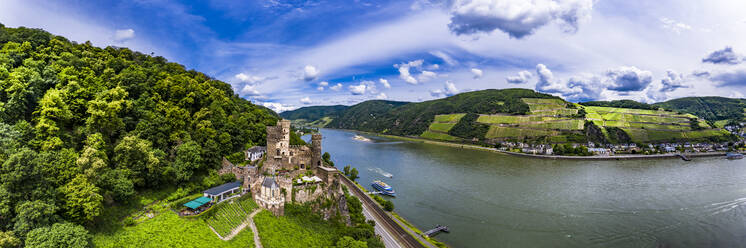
[76,133,108,182]
[25,222,90,248]
[335,236,367,248]
[349,168,359,181]
[59,175,102,225]
[33,88,71,150]
[113,135,163,187]
[0,230,21,248]
[39,148,79,188]
[173,141,202,183]
[343,165,351,176]
[12,200,57,236]
[85,87,130,141]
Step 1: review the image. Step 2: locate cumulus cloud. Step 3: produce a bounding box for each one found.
[702,47,743,65]
[448,0,594,39]
[375,93,388,99]
[241,85,261,96]
[660,70,688,92]
[262,102,296,113]
[431,81,460,97]
[300,96,312,104]
[710,69,746,86]
[349,84,367,95]
[604,66,653,92]
[659,17,691,34]
[235,73,266,84]
[303,65,320,81]
[330,83,343,91]
[418,70,438,82]
[317,81,328,91]
[533,64,655,102]
[471,68,483,79]
[506,70,532,84]
[395,59,424,84]
[113,28,135,42]
[379,78,391,89]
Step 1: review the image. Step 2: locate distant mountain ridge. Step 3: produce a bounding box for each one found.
[281,89,740,144]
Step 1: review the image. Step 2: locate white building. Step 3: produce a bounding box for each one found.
[246,146,266,162]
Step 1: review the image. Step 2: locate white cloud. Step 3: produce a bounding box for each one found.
[262,102,296,113]
[506,70,532,84]
[235,73,266,84]
[430,51,458,66]
[330,83,343,91]
[319,81,329,86]
[448,0,594,38]
[114,28,135,42]
[300,96,312,104]
[604,66,653,92]
[660,17,692,34]
[349,84,367,95]
[418,70,438,83]
[444,81,459,96]
[241,85,261,96]
[376,93,388,99]
[379,78,391,89]
[471,68,483,79]
[303,65,319,81]
[396,59,424,84]
[317,86,324,91]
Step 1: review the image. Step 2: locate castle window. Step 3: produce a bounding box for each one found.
[276,149,280,155]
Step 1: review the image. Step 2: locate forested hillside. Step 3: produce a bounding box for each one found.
[0,24,277,245]
[654,97,746,122]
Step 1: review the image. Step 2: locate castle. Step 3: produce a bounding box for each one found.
[222,119,341,216]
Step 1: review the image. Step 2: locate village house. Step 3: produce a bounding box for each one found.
[246,146,266,162]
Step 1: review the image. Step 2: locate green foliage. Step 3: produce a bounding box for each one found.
[654,96,746,121]
[201,195,257,237]
[280,105,349,121]
[420,131,459,141]
[343,165,351,176]
[0,230,21,248]
[605,127,632,144]
[448,113,489,140]
[12,200,57,236]
[336,236,367,248]
[552,144,592,156]
[59,175,103,225]
[322,152,334,167]
[289,131,307,145]
[173,141,203,184]
[349,168,359,181]
[113,135,164,187]
[25,222,90,248]
[580,100,656,110]
[371,195,394,211]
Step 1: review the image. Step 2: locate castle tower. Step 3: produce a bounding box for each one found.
[311,133,322,169]
[266,119,291,172]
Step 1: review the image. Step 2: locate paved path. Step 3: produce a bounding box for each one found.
[387,213,437,248]
[248,209,263,248]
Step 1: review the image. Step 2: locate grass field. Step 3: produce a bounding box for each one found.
[203,195,258,237]
[93,209,255,248]
[624,128,729,142]
[421,130,459,141]
[521,120,584,130]
[253,209,339,248]
[477,115,570,124]
[433,113,466,123]
[485,126,557,138]
[428,123,456,132]
[521,98,565,105]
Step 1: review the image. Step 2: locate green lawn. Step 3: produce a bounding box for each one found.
[253,209,339,248]
[433,113,466,123]
[521,98,565,105]
[92,211,255,248]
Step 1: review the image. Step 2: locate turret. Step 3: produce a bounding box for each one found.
[311,133,323,169]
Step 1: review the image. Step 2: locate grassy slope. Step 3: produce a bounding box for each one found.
[253,210,339,248]
[92,189,255,248]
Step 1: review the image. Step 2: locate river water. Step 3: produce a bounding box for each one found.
[306,129,746,248]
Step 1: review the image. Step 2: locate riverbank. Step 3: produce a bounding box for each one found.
[342,129,728,161]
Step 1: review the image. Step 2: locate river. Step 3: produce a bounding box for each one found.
[305,129,746,247]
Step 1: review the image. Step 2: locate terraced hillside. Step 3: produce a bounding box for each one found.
[419,98,730,144]
[475,98,584,143]
[584,106,729,143]
[420,114,465,141]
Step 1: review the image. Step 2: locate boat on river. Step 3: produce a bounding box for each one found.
[726,152,743,159]
[372,180,396,196]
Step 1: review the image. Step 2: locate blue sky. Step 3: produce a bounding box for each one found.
[3,0,746,112]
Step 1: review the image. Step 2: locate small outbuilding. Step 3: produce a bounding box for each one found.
[203,181,242,203]
[246,146,266,162]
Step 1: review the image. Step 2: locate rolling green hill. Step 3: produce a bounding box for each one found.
[653,97,746,122]
[285,90,735,144]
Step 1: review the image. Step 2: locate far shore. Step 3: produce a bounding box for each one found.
[327,128,729,161]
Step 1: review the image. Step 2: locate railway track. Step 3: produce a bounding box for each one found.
[340,176,425,248]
